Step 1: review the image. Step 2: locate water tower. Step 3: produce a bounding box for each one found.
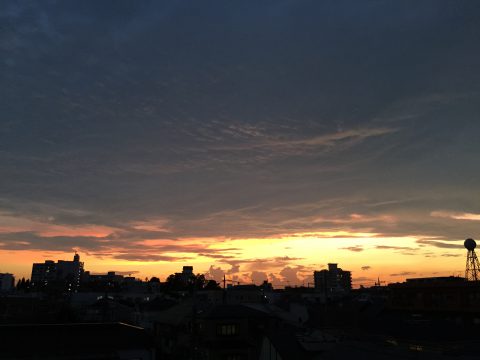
[465,238,480,281]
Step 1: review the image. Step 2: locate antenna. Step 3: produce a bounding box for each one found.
[465,238,480,281]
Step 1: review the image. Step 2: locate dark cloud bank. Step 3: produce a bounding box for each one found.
[1,1,480,263]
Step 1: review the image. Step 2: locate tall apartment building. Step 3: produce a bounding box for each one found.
[314,263,352,297]
[31,260,57,286]
[31,253,84,290]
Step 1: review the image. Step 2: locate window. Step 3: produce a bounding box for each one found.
[217,324,238,336]
[226,355,244,360]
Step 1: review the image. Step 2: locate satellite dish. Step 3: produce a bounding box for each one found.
[465,238,476,251]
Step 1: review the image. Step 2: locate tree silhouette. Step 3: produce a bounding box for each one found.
[164,273,209,291]
[204,280,221,290]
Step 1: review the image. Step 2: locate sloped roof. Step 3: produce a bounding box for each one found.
[0,322,153,358]
[201,304,271,319]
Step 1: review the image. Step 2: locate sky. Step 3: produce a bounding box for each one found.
[1,0,480,287]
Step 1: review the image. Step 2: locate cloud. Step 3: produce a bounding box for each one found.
[198,253,237,260]
[226,264,240,275]
[2,1,480,280]
[0,231,110,252]
[352,276,375,284]
[268,273,282,285]
[274,256,304,262]
[431,210,480,221]
[250,271,268,285]
[213,127,397,155]
[390,271,416,277]
[205,266,225,282]
[374,245,423,256]
[342,245,364,252]
[374,245,416,250]
[416,239,464,249]
[280,266,300,285]
[223,256,305,273]
[112,254,191,262]
[0,229,241,263]
[204,263,241,282]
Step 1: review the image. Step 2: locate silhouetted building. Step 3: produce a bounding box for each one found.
[180,265,193,284]
[226,285,266,304]
[169,265,195,288]
[405,276,465,285]
[31,253,84,291]
[314,263,352,297]
[182,266,193,276]
[197,304,274,360]
[31,260,57,287]
[83,271,125,285]
[0,273,14,292]
[388,276,480,313]
[259,280,273,292]
[0,323,155,359]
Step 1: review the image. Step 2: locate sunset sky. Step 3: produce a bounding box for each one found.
[1,1,480,287]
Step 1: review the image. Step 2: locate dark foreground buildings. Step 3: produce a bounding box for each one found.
[0,323,155,360]
[388,276,480,313]
[3,259,480,359]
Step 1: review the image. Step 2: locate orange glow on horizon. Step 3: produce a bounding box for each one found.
[0,229,466,288]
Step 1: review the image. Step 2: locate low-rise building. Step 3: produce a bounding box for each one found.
[0,273,15,292]
[197,304,274,360]
[387,276,480,313]
[83,270,125,285]
[0,323,155,359]
[226,285,267,304]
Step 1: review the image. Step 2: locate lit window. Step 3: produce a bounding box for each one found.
[226,355,243,360]
[217,324,238,336]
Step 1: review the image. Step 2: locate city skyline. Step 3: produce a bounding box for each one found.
[2,1,480,287]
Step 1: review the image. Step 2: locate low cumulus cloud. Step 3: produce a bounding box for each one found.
[205,263,241,282]
[280,266,301,285]
[227,264,240,275]
[205,266,225,282]
[268,273,282,285]
[205,256,313,286]
[250,271,268,284]
[222,256,304,273]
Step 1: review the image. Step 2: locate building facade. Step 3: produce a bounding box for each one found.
[0,273,15,292]
[31,253,84,290]
[314,263,352,297]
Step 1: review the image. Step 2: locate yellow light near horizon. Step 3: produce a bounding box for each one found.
[1,229,466,287]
